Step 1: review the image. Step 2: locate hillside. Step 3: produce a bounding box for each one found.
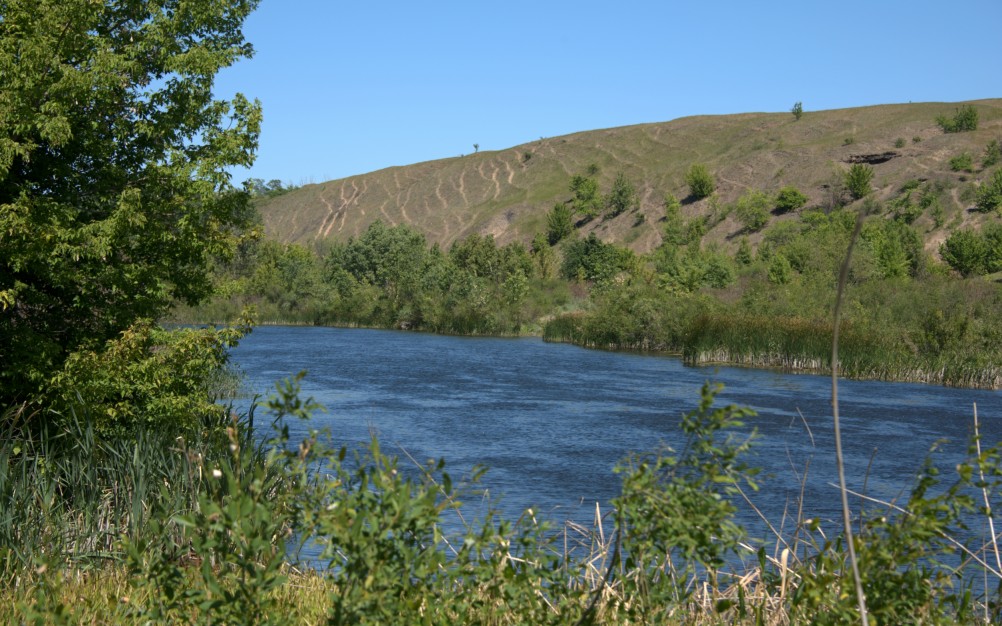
[256,99,1002,254]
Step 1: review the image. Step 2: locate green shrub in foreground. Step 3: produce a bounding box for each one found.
[9,373,1002,623]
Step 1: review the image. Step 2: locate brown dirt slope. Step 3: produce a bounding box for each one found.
[257,99,1002,254]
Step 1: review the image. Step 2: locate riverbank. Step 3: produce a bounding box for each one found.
[175,307,1001,390]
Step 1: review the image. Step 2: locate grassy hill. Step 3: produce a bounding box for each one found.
[259,99,1002,255]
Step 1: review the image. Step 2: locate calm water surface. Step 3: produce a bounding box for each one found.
[231,326,1001,540]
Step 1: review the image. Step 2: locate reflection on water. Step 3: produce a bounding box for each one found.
[232,326,1001,543]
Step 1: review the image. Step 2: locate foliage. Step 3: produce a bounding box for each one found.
[791,101,803,121]
[767,253,793,285]
[949,152,974,173]
[685,164,716,199]
[732,189,771,233]
[792,450,987,625]
[734,237,753,265]
[0,0,261,414]
[11,371,1002,622]
[984,139,1001,168]
[49,321,248,437]
[940,223,1002,276]
[774,185,808,213]
[604,171,639,218]
[546,202,575,245]
[662,193,687,247]
[936,104,979,133]
[615,382,757,620]
[561,233,632,282]
[569,172,603,220]
[246,178,298,198]
[844,163,875,200]
[861,219,923,279]
[975,169,1002,213]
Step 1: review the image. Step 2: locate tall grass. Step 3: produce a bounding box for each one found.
[0,402,258,583]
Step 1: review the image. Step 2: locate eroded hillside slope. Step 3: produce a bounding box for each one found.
[258,100,1002,253]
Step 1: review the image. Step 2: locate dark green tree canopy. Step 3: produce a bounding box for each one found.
[0,0,262,404]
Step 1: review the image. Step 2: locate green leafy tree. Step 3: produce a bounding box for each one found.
[844,163,875,200]
[0,0,261,412]
[546,202,574,245]
[975,169,1002,213]
[569,173,602,220]
[560,233,631,282]
[775,185,809,213]
[530,232,556,279]
[685,164,716,199]
[983,139,1001,168]
[936,104,978,133]
[791,101,803,120]
[940,229,989,276]
[768,253,793,285]
[734,237,753,265]
[732,189,771,233]
[604,171,639,218]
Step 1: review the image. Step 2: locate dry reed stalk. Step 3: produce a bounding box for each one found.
[973,404,1001,576]
[831,208,869,625]
[833,483,1002,578]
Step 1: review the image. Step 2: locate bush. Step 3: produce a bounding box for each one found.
[775,186,809,213]
[949,152,974,173]
[604,172,639,218]
[844,163,874,200]
[975,169,1002,213]
[940,229,989,276]
[984,139,1001,168]
[546,203,575,245]
[936,104,979,133]
[733,189,771,233]
[768,253,793,284]
[685,164,716,199]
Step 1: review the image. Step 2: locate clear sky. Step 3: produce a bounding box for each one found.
[214,0,1002,186]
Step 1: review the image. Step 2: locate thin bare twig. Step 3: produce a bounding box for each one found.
[832,208,869,625]
[973,404,1002,575]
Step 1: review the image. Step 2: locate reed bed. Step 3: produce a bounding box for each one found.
[545,311,1002,389]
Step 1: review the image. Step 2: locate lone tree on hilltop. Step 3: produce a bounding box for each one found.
[791,101,803,121]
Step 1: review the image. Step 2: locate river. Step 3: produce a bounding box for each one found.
[230,326,1001,551]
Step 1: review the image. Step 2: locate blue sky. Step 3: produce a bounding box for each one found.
[214,0,1002,186]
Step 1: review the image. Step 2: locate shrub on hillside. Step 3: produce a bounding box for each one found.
[546,203,575,245]
[936,105,979,133]
[605,172,640,218]
[949,152,974,173]
[775,186,809,213]
[733,189,771,233]
[984,139,1001,168]
[685,164,716,199]
[844,163,875,200]
[975,170,1002,213]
